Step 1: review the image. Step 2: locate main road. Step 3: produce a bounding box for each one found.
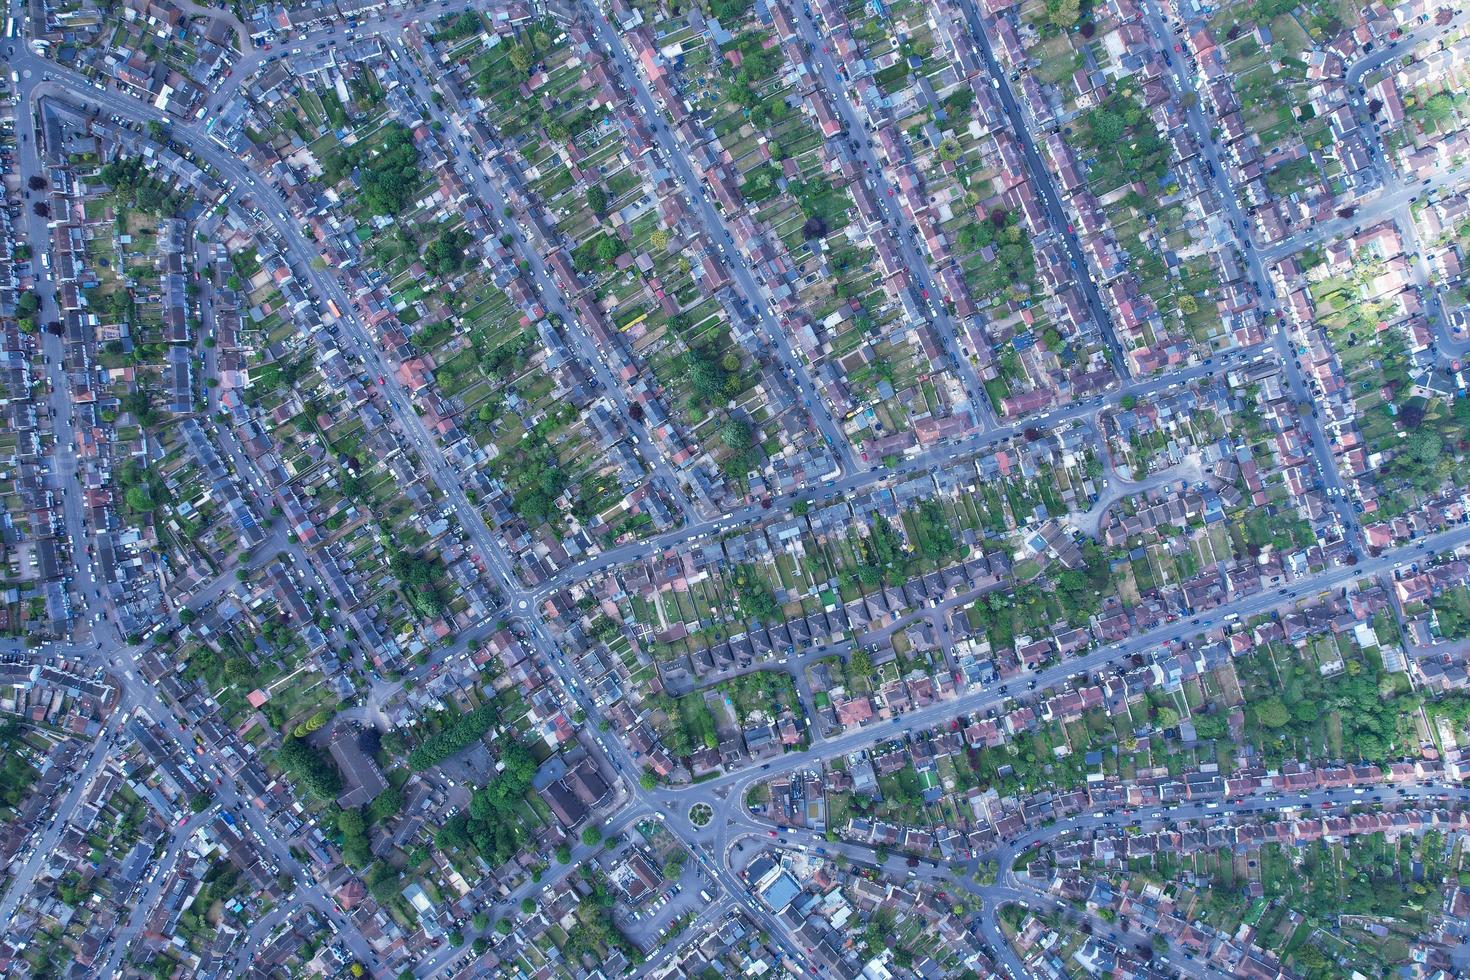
[664,515,1457,827]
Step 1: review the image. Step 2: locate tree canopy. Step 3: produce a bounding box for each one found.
[277,736,343,800]
[327,123,422,216]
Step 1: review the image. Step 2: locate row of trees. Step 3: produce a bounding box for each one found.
[407,703,499,770]
[292,708,332,739]
[277,736,343,799]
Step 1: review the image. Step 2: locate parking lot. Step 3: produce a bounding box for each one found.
[614,854,714,951]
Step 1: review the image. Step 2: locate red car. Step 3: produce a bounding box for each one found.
[376,375,386,385]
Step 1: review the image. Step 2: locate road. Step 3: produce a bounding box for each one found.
[785,0,994,428]
[744,780,1470,978]
[953,0,1128,379]
[660,514,1461,827]
[7,32,379,968]
[382,37,696,525]
[519,339,1276,609]
[0,715,118,924]
[102,804,219,976]
[0,36,141,924]
[580,0,858,477]
[1139,0,1366,554]
[1339,9,1470,358]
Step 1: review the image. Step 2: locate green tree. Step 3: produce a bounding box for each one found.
[125,486,156,512]
[720,418,753,451]
[1422,92,1457,128]
[1254,696,1291,729]
[327,123,421,216]
[1089,109,1125,145]
[407,703,499,770]
[594,237,621,264]
[366,785,404,824]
